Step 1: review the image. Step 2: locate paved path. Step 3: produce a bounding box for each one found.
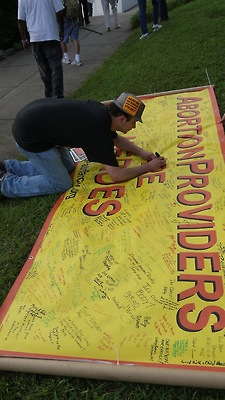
[0,7,138,159]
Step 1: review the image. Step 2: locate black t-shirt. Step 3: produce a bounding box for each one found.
[12,98,118,167]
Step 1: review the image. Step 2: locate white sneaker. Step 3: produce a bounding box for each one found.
[115,24,121,29]
[62,58,71,64]
[139,33,149,40]
[153,24,162,32]
[71,60,82,66]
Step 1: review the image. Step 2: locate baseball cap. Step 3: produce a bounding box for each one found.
[113,92,145,122]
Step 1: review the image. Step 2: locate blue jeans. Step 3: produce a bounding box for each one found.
[1,146,75,198]
[63,18,79,42]
[138,0,148,35]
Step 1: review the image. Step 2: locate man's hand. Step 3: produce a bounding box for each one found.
[22,39,31,50]
[138,149,156,161]
[147,156,166,171]
[59,31,64,41]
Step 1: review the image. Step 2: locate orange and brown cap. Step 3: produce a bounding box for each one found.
[113,92,145,122]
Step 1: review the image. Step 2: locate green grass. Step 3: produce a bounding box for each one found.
[1,0,225,398]
[72,0,225,112]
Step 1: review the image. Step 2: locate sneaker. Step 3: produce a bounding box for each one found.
[139,33,149,40]
[106,27,111,32]
[0,171,6,202]
[62,58,71,64]
[0,161,6,173]
[115,24,121,29]
[153,24,162,32]
[71,60,82,66]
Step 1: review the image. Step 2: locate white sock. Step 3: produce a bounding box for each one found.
[75,54,80,62]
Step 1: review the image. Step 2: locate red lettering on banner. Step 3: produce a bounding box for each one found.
[177,97,203,104]
[177,159,214,172]
[178,252,221,272]
[178,204,213,220]
[177,98,203,131]
[84,185,125,216]
[177,103,200,111]
[178,222,215,230]
[88,186,125,199]
[177,110,200,119]
[137,171,166,188]
[178,230,217,250]
[177,274,223,301]
[178,147,205,161]
[177,175,209,189]
[83,199,122,216]
[177,304,225,332]
[177,136,203,148]
[177,189,211,205]
[178,126,203,134]
[178,118,201,127]
[175,95,224,332]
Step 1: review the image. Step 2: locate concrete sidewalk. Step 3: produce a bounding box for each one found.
[0,7,138,159]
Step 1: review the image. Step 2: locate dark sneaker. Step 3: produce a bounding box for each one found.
[0,171,6,201]
[0,161,6,173]
[152,24,162,32]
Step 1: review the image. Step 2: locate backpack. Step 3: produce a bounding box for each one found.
[63,0,80,19]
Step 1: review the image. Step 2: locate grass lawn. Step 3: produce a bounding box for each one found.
[1,0,225,398]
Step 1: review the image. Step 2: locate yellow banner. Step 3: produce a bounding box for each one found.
[1,87,225,374]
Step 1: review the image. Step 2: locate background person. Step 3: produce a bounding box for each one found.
[79,0,90,25]
[18,0,64,98]
[101,0,120,32]
[137,0,149,39]
[160,0,169,21]
[61,15,82,66]
[152,0,162,32]
[152,0,169,31]
[87,1,94,16]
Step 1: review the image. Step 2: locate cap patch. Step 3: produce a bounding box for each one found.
[122,95,141,117]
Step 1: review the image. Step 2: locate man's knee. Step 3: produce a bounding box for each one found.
[56,176,73,193]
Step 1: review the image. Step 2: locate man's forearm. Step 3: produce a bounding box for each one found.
[104,157,166,183]
[18,19,27,41]
[56,11,64,40]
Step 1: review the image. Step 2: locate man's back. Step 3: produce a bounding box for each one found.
[18,0,64,41]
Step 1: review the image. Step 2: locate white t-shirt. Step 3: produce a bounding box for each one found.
[18,0,64,42]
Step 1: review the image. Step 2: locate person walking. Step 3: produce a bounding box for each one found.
[0,93,166,200]
[18,0,65,98]
[101,0,120,32]
[137,0,149,39]
[61,15,82,66]
[160,0,169,21]
[152,0,169,32]
[152,0,162,32]
[79,0,90,25]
